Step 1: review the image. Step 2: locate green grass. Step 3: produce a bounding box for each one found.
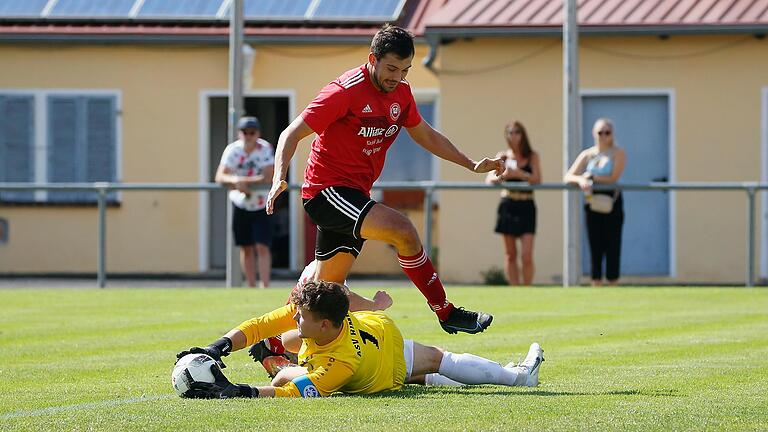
[1,286,767,431]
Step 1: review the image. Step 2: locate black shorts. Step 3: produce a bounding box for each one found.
[494,198,536,236]
[303,186,377,261]
[232,205,273,247]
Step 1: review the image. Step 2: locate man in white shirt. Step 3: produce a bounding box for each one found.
[215,116,275,288]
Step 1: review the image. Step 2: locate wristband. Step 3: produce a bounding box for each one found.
[210,337,232,356]
[237,384,259,398]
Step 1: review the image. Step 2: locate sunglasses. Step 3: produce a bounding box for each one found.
[597,130,612,136]
[507,129,522,135]
[241,130,258,136]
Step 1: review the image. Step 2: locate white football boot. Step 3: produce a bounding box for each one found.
[506,343,544,387]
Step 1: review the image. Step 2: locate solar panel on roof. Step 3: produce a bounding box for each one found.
[137,0,224,18]
[48,0,136,17]
[242,0,312,20]
[0,0,48,17]
[312,0,405,21]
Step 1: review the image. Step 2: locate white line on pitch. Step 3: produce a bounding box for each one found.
[2,394,175,420]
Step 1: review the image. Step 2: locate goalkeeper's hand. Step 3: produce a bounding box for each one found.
[186,364,259,399]
[176,337,232,369]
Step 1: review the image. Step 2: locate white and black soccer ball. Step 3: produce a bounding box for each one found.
[171,353,217,397]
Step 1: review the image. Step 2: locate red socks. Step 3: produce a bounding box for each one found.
[398,249,454,320]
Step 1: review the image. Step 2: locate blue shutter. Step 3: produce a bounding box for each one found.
[47,96,83,202]
[47,95,117,202]
[0,95,35,202]
[85,97,117,201]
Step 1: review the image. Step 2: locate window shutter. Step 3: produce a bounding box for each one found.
[85,97,117,200]
[48,96,82,202]
[0,95,35,202]
[47,95,117,202]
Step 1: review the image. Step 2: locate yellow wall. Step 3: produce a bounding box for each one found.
[0,43,438,274]
[436,35,768,283]
[2,35,765,283]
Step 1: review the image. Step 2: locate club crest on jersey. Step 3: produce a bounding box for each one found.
[389,103,401,121]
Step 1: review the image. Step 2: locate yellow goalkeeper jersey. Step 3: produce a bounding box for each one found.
[236,303,407,398]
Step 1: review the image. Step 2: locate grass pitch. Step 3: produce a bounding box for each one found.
[1,286,767,431]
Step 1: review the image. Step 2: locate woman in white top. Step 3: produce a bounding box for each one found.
[564,118,626,286]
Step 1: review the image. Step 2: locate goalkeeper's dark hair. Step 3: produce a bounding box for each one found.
[291,281,349,327]
[370,23,414,60]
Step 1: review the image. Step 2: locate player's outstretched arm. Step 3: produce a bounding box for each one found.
[267,117,314,214]
[175,330,248,369]
[406,120,503,176]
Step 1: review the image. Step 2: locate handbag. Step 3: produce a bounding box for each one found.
[588,193,615,214]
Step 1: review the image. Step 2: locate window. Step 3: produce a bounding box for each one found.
[0,95,35,202]
[379,101,435,182]
[377,99,436,208]
[0,91,120,204]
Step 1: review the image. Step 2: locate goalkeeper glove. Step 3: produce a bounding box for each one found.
[186,364,259,399]
[176,337,232,369]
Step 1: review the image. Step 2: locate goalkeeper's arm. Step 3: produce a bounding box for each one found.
[176,304,298,366]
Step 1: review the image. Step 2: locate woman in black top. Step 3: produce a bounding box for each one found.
[486,120,542,286]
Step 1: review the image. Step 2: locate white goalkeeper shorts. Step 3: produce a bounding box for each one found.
[403,339,414,380]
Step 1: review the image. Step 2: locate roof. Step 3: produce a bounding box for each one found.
[0,0,447,44]
[425,0,768,36]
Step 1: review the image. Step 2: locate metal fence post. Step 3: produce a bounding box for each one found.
[423,186,434,260]
[746,186,756,287]
[97,186,107,288]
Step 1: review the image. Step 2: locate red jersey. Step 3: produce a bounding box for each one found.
[300,64,423,199]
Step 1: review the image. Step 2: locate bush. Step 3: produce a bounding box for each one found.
[480,266,507,286]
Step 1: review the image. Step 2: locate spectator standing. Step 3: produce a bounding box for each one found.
[485,121,541,285]
[564,118,626,286]
[216,116,275,288]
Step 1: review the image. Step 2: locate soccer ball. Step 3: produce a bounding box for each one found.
[171,353,217,396]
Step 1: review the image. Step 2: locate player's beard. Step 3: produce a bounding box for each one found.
[371,68,398,93]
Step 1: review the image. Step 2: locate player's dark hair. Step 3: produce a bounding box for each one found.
[291,281,349,327]
[370,23,414,60]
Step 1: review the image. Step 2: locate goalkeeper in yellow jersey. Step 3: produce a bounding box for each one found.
[175,281,544,399]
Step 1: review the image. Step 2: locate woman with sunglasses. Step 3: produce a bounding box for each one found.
[564,118,626,286]
[486,120,541,286]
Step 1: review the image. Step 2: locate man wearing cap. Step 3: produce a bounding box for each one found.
[215,116,275,288]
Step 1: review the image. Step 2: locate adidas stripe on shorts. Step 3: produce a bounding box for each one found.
[302,186,377,261]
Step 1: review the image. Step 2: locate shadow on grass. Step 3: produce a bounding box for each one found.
[348,386,682,399]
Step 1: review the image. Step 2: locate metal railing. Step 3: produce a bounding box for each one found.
[1,181,766,287]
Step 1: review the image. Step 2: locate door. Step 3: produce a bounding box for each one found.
[208,96,290,270]
[581,94,671,276]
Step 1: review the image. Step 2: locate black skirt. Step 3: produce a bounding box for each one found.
[494,198,536,236]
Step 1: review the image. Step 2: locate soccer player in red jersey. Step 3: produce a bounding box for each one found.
[266,24,503,335]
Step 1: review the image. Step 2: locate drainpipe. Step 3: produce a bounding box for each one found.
[422,34,439,73]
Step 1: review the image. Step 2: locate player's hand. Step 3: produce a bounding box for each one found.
[372,290,393,311]
[266,180,288,215]
[176,346,228,369]
[187,365,257,399]
[473,157,504,176]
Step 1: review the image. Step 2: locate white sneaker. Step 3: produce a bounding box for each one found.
[512,343,544,387]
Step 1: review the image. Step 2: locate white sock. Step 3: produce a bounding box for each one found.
[424,373,465,387]
[438,352,527,386]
